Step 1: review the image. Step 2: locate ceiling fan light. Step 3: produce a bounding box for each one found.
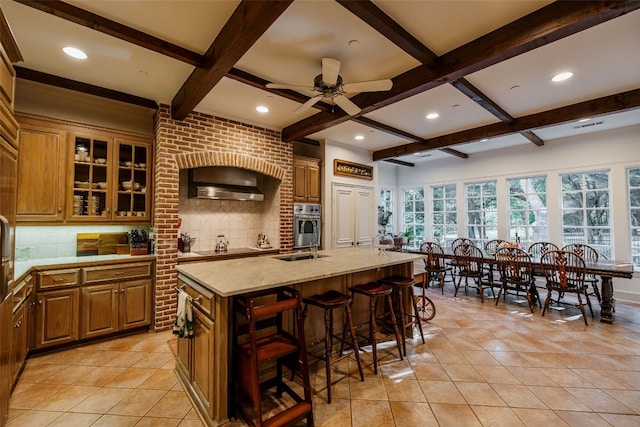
[551,71,573,82]
[256,105,269,113]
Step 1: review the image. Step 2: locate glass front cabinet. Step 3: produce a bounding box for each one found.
[68,131,151,222]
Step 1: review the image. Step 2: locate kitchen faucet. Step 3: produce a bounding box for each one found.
[302,216,319,259]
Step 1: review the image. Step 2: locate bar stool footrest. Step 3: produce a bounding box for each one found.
[262,402,312,427]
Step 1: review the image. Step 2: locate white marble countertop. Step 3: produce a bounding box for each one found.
[176,247,425,297]
[14,254,156,280]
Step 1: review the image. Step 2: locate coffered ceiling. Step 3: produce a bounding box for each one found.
[2,0,639,165]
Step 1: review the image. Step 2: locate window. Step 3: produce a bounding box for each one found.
[561,171,611,258]
[628,168,640,269]
[402,187,425,248]
[432,184,457,248]
[508,176,548,248]
[466,181,497,246]
[378,189,393,234]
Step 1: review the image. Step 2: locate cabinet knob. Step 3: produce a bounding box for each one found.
[114,289,119,294]
[57,207,62,212]
[38,300,43,305]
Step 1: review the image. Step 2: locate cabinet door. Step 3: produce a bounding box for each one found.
[175,333,191,378]
[34,288,79,349]
[355,187,374,248]
[114,139,151,220]
[306,162,321,202]
[11,303,27,384]
[191,307,215,417]
[119,279,151,330]
[81,283,118,339]
[16,125,66,221]
[293,161,308,201]
[69,132,112,221]
[332,185,356,248]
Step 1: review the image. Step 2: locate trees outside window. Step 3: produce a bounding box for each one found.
[432,184,457,248]
[379,189,393,234]
[628,168,640,269]
[403,187,425,248]
[561,171,611,258]
[508,176,548,248]
[466,181,497,247]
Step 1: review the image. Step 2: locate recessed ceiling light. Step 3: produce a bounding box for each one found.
[551,71,573,82]
[348,39,360,47]
[426,112,439,120]
[354,135,364,140]
[578,118,591,122]
[510,85,520,90]
[63,46,87,59]
[480,138,488,142]
[256,105,269,113]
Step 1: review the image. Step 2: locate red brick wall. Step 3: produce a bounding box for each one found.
[153,105,293,329]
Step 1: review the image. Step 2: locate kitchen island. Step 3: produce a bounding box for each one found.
[174,247,424,426]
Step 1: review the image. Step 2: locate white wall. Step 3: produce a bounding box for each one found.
[380,125,640,302]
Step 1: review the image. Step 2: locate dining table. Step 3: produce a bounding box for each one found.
[410,246,634,324]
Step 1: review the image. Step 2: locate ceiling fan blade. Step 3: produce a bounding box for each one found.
[266,83,316,92]
[322,57,341,86]
[333,94,361,116]
[294,95,323,113]
[342,79,393,93]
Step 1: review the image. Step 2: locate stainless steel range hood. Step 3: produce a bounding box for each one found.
[188,167,264,201]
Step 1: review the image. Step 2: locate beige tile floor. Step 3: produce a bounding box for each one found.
[8,282,640,426]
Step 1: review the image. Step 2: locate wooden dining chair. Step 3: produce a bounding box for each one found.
[419,241,452,294]
[453,243,494,303]
[449,238,475,281]
[494,246,540,313]
[540,250,594,325]
[562,243,601,304]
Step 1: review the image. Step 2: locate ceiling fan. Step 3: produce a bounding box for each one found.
[266,57,393,116]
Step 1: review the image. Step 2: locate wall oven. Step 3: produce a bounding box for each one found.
[293,203,321,250]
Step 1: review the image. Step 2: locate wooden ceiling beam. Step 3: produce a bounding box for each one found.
[15,0,203,66]
[336,0,438,68]
[373,88,640,161]
[353,116,468,159]
[171,1,293,120]
[15,66,157,109]
[451,78,545,146]
[385,159,414,167]
[0,8,22,62]
[282,1,640,142]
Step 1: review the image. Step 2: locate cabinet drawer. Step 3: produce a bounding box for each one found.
[12,275,33,311]
[37,269,80,290]
[83,262,152,284]
[177,278,214,319]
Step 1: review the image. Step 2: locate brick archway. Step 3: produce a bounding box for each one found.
[175,152,286,181]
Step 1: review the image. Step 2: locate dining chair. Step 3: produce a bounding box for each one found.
[562,243,601,304]
[483,239,507,285]
[419,241,452,294]
[494,246,540,313]
[540,250,594,325]
[449,237,475,281]
[453,243,494,303]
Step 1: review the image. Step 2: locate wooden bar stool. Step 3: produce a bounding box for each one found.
[303,290,364,403]
[234,287,314,427]
[378,275,425,356]
[348,281,403,375]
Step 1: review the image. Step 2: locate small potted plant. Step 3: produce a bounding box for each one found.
[400,229,414,245]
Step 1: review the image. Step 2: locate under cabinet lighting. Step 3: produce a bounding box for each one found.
[551,71,573,82]
[256,105,269,113]
[63,46,87,59]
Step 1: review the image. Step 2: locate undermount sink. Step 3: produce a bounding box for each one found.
[274,253,328,262]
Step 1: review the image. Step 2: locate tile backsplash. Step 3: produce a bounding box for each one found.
[15,225,150,261]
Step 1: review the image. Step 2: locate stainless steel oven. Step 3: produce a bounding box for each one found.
[293,203,321,250]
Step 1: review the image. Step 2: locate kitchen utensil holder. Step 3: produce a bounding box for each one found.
[130,242,148,255]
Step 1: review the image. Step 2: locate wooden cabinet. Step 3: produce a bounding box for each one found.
[16,121,67,221]
[34,287,80,349]
[332,184,374,248]
[16,114,152,223]
[81,262,152,339]
[11,275,33,384]
[175,278,217,423]
[293,156,321,203]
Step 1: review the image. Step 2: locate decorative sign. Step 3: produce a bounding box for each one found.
[334,159,373,180]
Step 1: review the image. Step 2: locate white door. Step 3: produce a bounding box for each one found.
[332,184,374,249]
[333,185,355,248]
